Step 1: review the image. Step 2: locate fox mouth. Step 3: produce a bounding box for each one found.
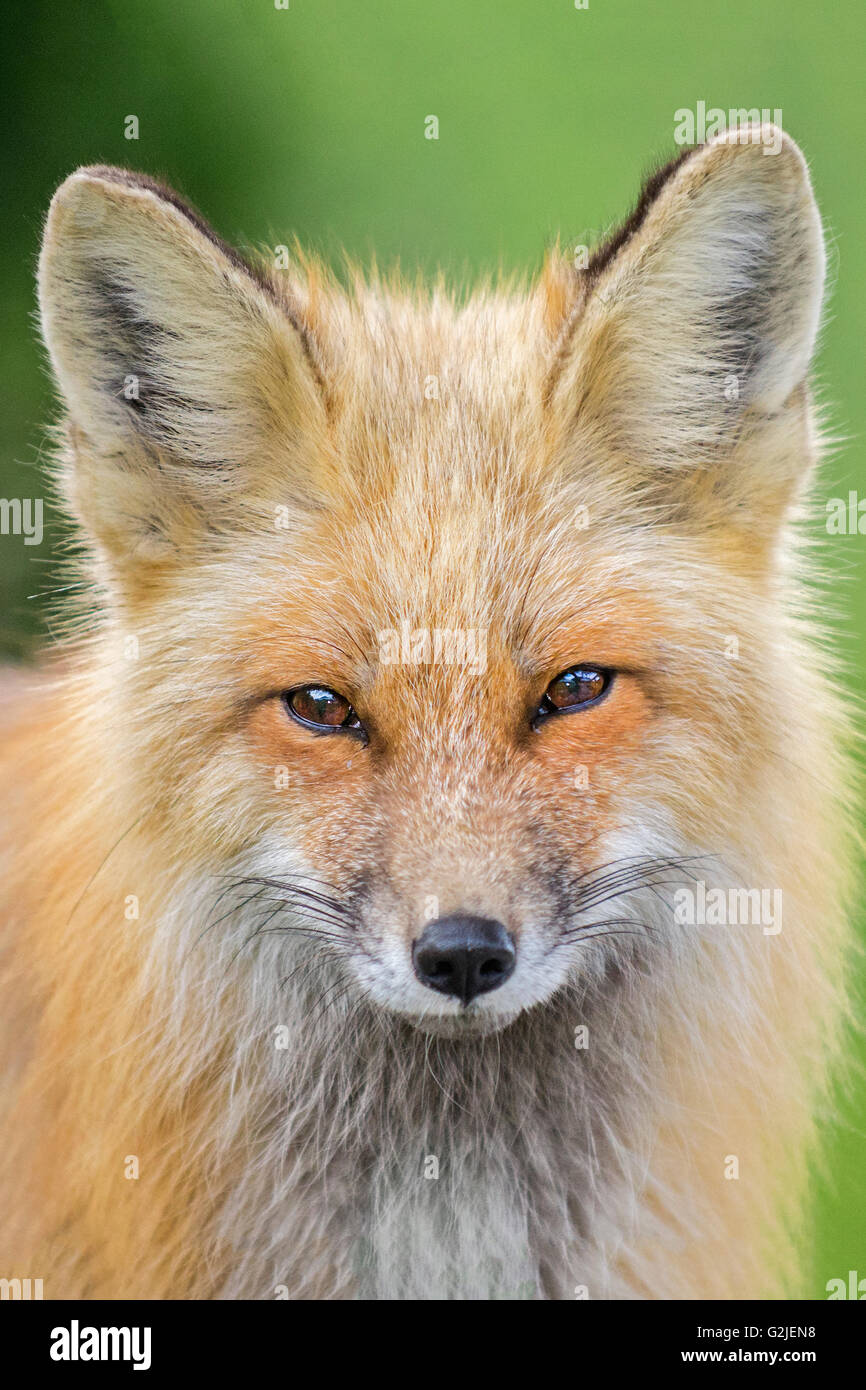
[405,1005,522,1038]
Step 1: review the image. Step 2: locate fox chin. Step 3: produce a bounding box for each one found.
[0,125,856,1300]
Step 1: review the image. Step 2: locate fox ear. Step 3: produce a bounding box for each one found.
[548,127,826,525]
[39,167,327,565]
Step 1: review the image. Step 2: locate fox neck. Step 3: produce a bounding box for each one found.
[199,934,662,1301]
[167,867,816,1301]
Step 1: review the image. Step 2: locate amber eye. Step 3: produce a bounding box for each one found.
[284,685,364,737]
[535,665,612,722]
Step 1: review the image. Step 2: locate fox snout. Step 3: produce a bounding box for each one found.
[412,915,516,1004]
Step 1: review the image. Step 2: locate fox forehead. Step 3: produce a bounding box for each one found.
[231,272,670,660]
[299,273,561,484]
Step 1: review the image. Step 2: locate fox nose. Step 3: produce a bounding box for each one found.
[412,915,516,1004]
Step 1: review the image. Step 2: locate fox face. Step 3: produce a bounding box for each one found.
[38,128,825,1037]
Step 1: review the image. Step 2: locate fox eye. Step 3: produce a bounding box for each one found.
[535,665,612,722]
[284,686,365,737]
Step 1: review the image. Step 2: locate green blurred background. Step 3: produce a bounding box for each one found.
[1,0,864,1295]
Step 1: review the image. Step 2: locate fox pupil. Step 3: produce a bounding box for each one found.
[542,665,610,714]
[286,686,357,730]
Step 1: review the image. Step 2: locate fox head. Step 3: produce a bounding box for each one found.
[38,127,827,1036]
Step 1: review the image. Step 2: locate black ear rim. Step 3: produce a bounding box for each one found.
[76,165,270,292]
[544,144,702,404]
[67,165,329,403]
[583,144,701,290]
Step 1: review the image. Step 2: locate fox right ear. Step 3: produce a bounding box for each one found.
[39,167,328,566]
[546,126,826,535]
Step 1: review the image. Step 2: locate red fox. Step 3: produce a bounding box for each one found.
[0,125,855,1299]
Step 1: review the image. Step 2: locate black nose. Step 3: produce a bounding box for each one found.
[412,915,516,1004]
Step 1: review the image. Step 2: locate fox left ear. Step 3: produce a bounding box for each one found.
[38,166,329,569]
[548,126,826,526]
